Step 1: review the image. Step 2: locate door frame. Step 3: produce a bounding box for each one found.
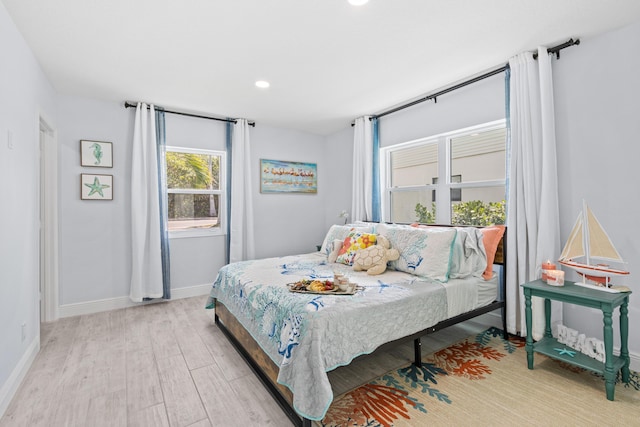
[39,114,59,323]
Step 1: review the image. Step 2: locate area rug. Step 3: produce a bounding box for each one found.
[318,327,640,426]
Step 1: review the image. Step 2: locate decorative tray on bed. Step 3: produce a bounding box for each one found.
[287,279,361,295]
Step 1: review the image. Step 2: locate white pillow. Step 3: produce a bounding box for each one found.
[379,225,457,282]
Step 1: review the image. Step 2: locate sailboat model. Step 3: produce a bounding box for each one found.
[558,201,629,292]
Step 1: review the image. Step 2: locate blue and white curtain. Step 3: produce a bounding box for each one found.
[130,103,171,302]
[352,116,380,222]
[506,48,562,338]
[228,119,255,263]
[225,121,232,264]
[156,110,171,299]
[372,117,381,222]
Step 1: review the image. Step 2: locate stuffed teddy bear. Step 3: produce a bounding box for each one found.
[352,235,399,275]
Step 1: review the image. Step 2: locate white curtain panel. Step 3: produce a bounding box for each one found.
[130,103,163,302]
[506,48,562,339]
[351,116,374,222]
[229,119,255,263]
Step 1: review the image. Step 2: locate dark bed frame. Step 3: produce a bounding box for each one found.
[213,226,507,427]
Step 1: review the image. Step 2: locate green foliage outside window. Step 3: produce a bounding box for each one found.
[415,200,505,226]
[415,202,436,224]
[166,152,220,221]
[167,152,218,190]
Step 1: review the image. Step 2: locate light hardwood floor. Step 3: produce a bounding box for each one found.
[0,296,496,427]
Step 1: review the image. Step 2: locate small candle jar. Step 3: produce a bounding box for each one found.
[546,269,565,286]
[542,260,556,281]
[337,276,350,291]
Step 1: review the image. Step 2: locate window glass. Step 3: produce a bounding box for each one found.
[450,127,506,182]
[167,152,220,190]
[382,120,506,226]
[390,142,437,187]
[166,149,224,233]
[168,194,220,230]
[390,189,435,224]
[450,187,505,225]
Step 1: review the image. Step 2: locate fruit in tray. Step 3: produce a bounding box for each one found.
[309,280,330,292]
[292,279,335,292]
[290,280,310,291]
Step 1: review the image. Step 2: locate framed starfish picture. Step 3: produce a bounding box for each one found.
[80,140,113,168]
[81,174,113,200]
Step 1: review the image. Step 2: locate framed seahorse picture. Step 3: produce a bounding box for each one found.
[80,140,113,168]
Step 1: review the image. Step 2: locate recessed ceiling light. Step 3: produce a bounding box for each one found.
[255,80,270,88]
[348,0,369,5]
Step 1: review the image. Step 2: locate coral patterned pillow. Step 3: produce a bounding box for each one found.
[380,225,457,282]
[335,232,377,265]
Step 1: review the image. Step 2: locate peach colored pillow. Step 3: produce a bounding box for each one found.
[480,225,505,280]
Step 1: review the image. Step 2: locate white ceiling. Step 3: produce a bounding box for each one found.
[4,0,640,135]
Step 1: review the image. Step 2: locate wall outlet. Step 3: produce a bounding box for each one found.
[21,323,26,342]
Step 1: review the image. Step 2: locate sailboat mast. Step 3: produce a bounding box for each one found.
[582,199,590,265]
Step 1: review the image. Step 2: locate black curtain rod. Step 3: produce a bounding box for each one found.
[124,102,256,127]
[375,66,507,119]
[534,38,580,60]
[370,38,580,121]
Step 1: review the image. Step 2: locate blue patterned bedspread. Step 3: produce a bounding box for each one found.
[206,252,447,421]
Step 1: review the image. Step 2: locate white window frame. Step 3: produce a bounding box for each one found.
[166,146,226,239]
[381,119,506,224]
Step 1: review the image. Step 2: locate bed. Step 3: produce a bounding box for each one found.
[206,223,507,426]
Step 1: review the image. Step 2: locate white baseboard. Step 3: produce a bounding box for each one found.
[0,336,39,419]
[171,283,213,299]
[629,351,640,373]
[58,283,212,318]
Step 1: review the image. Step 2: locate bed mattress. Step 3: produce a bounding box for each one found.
[207,252,498,420]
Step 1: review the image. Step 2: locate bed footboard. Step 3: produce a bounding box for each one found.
[214,301,311,427]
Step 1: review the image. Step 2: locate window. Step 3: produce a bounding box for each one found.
[381,120,506,226]
[432,175,461,202]
[166,147,225,235]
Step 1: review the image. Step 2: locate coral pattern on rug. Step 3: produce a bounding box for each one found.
[320,327,520,427]
[319,327,639,427]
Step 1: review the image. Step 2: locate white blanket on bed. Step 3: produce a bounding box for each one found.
[207,253,456,420]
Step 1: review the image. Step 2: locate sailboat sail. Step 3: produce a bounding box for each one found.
[558,201,629,291]
[559,216,584,261]
[585,206,623,263]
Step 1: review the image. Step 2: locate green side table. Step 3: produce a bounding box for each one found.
[521,279,631,401]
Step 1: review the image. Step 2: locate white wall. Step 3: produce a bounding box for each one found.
[554,21,640,354]
[55,97,329,308]
[378,73,506,149]
[0,1,57,415]
[57,97,228,304]
[323,126,354,231]
[251,125,327,258]
[57,96,133,305]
